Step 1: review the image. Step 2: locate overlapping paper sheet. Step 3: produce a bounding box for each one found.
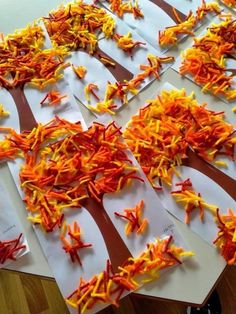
[48,9,173,115]
[5,68,87,208]
[0,24,86,136]
[99,0,221,49]
[0,25,190,314]
[5,96,188,313]
[64,18,161,111]
[0,183,29,268]
[58,0,226,116]
[125,82,236,247]
[34,140,188,314]
[172,15,236,105]
[98,0,187,49]
[0,0,234,311]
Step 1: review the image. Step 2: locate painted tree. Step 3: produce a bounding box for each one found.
[0,24,67,131]
[180,17,236,100]
[44,1,134,83]
[15,118,144,271]
[124,88,236,200]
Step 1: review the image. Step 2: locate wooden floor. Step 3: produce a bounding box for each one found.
[0,266,235,314]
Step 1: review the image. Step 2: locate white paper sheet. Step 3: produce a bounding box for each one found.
[61,12,173,115]
[159,166,236,245]
[0,24,86,137]
[0,183,29,268]
[100,0,187,49]
[0,25,189,311]
[157,82,236,180]
[124,81,236,248]
[172,55,236,104]
[33,148,185,314]
[7,118,188,314]
[172,16,236,106]
[99,0,222,50]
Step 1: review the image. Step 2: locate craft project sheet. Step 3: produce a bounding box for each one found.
[99,0,189,48]
[1,27,190,313]
[7,117,189,314]
[0,24,86,137]
[172,16,236,106]
[172,54,236,106]
[124,82,236,247]
[61,13,173,115]
[99,0,222,50]
[0,183,29,268]
[161,82,236,180]
[34,149,187,314]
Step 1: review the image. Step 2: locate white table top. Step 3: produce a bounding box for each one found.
[0,0,227,306]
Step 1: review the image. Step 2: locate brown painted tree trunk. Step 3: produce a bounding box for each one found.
[77,46,134,82]
[149,0,187,23]
[8,85,37,132]
[82,197,132,272]
[93,45,134,82]
[182,148,236,201]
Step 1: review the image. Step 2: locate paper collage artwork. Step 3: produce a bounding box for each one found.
[100,0,188,49]
[43,2,177,116]
[123,82,236,252]
[63,15,168,114]
[100,0,222,49]
[172,14,236,105]
[0,11,191,314]
[0,0,236,313]
[0,24,85,136]
[0,183,29,268]
[42,0,225,117]
[5,115,191,313]
[32,140,189,314]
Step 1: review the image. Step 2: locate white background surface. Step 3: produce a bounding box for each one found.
[0,0,230,307]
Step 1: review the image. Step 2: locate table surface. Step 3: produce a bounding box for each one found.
[0,0,228,307]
